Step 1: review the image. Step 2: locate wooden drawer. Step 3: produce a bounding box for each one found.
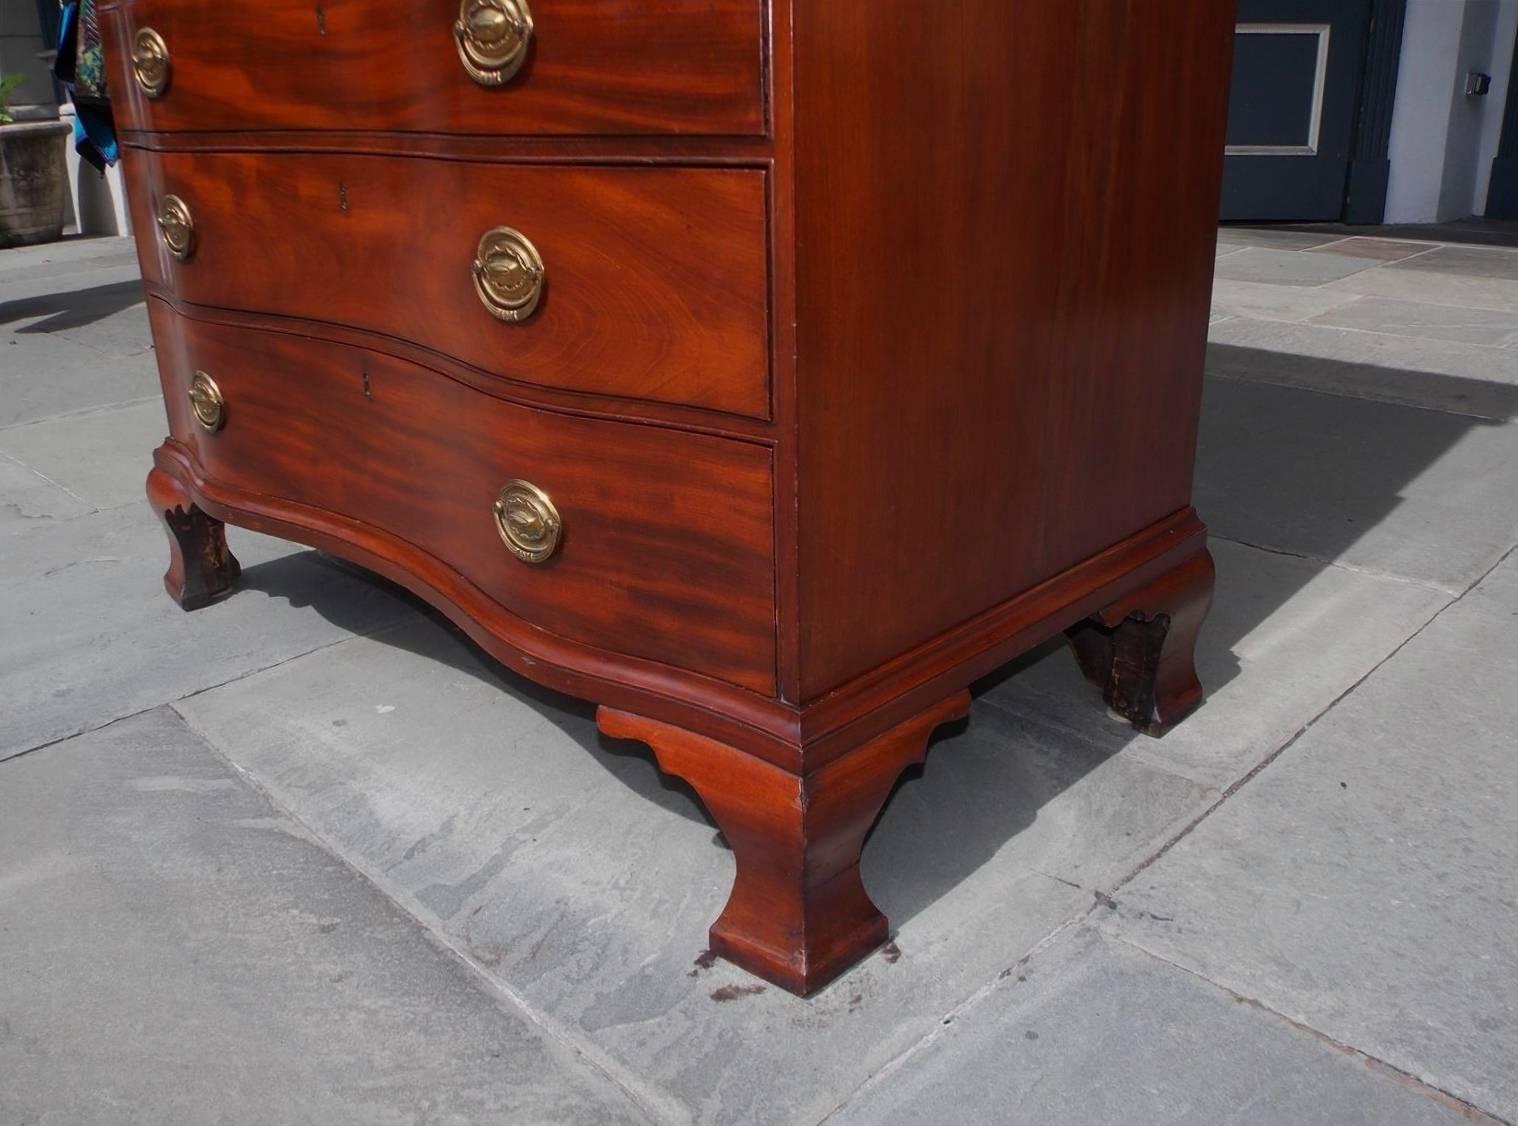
[102,0,765,137]
[127,150,770,419]
[149,301,778,694]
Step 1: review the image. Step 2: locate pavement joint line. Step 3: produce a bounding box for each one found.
[0,701,164,767]
[167,616,419,712]
[1265,314,1518,354]
[971,689,1218,796]
[811,914,1093,1126]
[1008,544,1518,1117]
[1205,358,1518,420]
[42,333,153,363]
[2,320,152,366]
[0,449,93,507]
[1104,535,1517,911]
[1206,533,1466,594]
[1377,243,1447,266]
[1037,870,1086,892]
[0,617,408,767]
[167,698,696,1126]
[1203,367,1517,424]
[0,395,162,435]
[1102,934,1513,1125]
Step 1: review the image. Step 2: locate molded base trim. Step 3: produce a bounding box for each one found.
[150,439,1208,769]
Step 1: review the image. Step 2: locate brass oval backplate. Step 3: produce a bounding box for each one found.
[454,0,534,86]
[133,27,171,98]
[156,195,195,261]
[472,227,545,322]
[187,371,225,433]
[493,480,561,564]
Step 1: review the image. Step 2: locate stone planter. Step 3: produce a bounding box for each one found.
[0,120,71,247]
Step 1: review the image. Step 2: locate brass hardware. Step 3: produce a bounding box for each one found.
[187,372,225,432]
[493,480,560,563]
[132,28,171,97]
[472,227,545,322]
[454,0,533,86]
[156,195,195,261]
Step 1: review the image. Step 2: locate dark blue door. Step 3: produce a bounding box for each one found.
[1221,0,1374,220]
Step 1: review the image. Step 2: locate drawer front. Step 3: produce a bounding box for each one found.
[104,0,765,137]
[150,302,778,694]
[128,150,770,419]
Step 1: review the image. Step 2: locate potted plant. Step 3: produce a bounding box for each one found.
[0,73,72,247]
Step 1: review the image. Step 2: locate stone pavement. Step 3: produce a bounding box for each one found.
[1,230,1514,1125]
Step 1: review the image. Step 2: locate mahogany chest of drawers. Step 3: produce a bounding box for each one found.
[106,0,1233,995]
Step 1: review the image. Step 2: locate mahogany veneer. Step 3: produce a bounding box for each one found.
[108,0,1232,995]
[127,153,771,417]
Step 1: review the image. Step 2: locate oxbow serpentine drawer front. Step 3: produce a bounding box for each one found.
[107,0,1233,996]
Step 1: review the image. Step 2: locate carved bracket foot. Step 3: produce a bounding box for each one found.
[1066,548,1215,737]
[597,691,971,995]
[146,466,242,611]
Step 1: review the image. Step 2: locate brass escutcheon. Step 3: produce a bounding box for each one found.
[187,371,225,432]
[132,27,170,98]
[454,0,533,86]
[156,195,195,261]
[472,227,545,322]
[493,480,561,563]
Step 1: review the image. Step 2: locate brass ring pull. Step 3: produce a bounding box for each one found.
[455,0,533,87]
[493,480,561,564]
[133,27,171,98]
[472,227,545,322]
[156,195,195,261]
[188,371,225,432]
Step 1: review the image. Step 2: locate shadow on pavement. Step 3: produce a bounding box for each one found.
[0,280,146,334]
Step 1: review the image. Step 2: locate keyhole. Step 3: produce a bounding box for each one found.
[338,182,349,212]
[315,4,327,34]
[361,371,372,400]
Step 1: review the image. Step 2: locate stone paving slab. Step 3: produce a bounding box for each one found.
[1196,377,1518,591]
[1105,555,1518,1121]
[1385,244,1518,281]
[1305,237,1440,263]
[0,237,141,303]
[1208,318,1518,420]
[863,701,1213,900]
[1,275,153,353]
[173,613,1104,1126]
[0,504,416,761]
[1217,228,1349,252]
[1214,247,1382,287]
[0,399,169,511]
[828,927,1487,1126]
[1210,278,1364,323]
[0,329,161,427]
[1307,295,1518,348]
[981,537,1452,792]
[34,290,156,359]
[1323,261,1518,315]
[0,234,137,279]
[0,707,654,1126]
[0,452,93,522]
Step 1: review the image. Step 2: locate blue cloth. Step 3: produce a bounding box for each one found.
[53,1,118,171]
